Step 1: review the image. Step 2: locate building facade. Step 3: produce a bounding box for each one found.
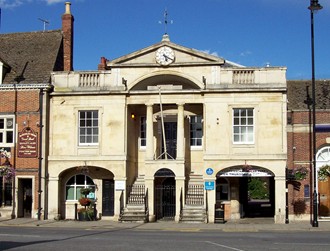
[287,80,330,221]
[0,2,73,219]
[49,34,288,223]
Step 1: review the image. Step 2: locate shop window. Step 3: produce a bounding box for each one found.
[233,108,254,144]
[216,178,229,201]
[65,174,96,201]
[78,110,99,145]
[190,115,203,147]
[0,178,12,206]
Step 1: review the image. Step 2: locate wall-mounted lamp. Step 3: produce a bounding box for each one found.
[131,113,135,119]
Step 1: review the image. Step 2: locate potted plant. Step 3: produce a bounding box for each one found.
[293,167,308,181]
[77,187,95,221]
[0,148,15,181]
[318,165,330,181]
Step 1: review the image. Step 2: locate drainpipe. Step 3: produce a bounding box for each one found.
[37,89,44,220]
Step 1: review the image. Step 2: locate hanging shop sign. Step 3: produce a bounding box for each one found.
[218,167,273,177]
[18,127,38,158]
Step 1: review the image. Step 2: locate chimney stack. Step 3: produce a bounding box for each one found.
[62,2,74,71]
[98,57,108,70]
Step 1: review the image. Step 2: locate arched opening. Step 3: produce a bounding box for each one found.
[59,166,114,219]
[154,168,176,221]
[217,166,275,219]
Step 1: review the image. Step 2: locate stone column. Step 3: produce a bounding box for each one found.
[47,176,60,220]
[146,104,154,160]
[176,103,185,160]
[113,178,126,221]
[175,176,185,222]
[145,176,155,222]
[274,175,286,223]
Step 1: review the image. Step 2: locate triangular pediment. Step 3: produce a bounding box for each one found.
[107,35,225,67]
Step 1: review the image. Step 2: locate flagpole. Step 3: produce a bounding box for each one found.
[158,86,168,160]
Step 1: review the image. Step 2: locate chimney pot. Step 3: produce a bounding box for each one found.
[65,2,71,14]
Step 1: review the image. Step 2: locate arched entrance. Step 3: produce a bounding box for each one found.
[154,168,176,221]
[316,146,330,217]
[217,166,275,219]
[59,165,114,219]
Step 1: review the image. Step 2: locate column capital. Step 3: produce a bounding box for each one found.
[176,102,185,107]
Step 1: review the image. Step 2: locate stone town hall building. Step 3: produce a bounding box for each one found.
[48,33,287,222]
[6,2,330,224]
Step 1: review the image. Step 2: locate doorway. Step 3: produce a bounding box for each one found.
[162,122,177,159]
[319,179,330,217]
[155,175,176,221]
[17,179,33,218]
[240,177,275,218]
[102,179,114,216]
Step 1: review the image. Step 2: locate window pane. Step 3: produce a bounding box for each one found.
[76,187,83,199]
[7,132,13,143]
[0,119,4,129]
[76,175,85,184]
[0,132,3,143]
[86,176,94,185]
[67,177,75,185]
[66,187,75,200]
[80,136,85,143]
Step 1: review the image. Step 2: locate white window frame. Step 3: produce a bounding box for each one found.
[0,115,15,147]
[233,108,254,144]
[190,115,203,148]
[78,110,99,146]
[65,174,96,201]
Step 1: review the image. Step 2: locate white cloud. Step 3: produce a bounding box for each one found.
[198,49,219,57]
[44,0,65,4]
[240,50,252,57]
[0,0,24,9]
[0,0,66,9]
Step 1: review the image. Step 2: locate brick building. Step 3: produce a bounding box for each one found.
[0,2,73,218]
[287,80,330,221]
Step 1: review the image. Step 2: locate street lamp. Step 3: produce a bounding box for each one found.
[308,0,322,228]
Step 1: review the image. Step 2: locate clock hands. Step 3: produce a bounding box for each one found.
[163,54,173,62]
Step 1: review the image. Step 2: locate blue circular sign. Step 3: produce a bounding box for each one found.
[206,168,213,175]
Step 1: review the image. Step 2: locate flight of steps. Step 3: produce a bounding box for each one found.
[119,176,148,222]
[180,174,207,223]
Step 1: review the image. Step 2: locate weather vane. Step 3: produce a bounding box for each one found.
[159,8,173,35]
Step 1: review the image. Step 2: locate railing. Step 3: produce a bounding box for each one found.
[232,70,255,84]
[79,73,100,87]
[126,184,145,205]
[185,184,204,206]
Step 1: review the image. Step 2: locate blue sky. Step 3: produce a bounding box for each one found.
[0,0,329,80]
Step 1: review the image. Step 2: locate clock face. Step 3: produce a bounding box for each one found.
[155,46,175,66]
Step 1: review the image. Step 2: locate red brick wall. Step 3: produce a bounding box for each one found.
[288,109,330,217]
[0,89,41,212]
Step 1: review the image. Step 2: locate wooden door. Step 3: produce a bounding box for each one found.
[319,179,330,217]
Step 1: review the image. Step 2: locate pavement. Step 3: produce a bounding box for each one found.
[1,217,330,232]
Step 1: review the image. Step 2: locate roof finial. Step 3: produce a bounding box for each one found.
[159,8,173,36]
